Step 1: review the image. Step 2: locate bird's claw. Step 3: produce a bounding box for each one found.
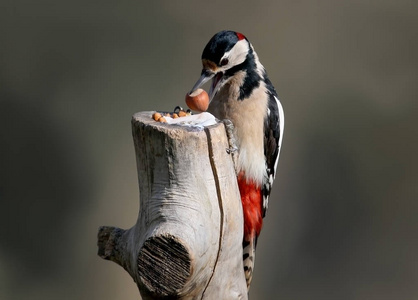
[226,146,238,154]
[223,119,238,155]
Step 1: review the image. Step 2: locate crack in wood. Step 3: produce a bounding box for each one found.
[200,127,225,299]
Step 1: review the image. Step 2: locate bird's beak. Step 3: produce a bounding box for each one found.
[190,69,213,94]
[190,69,224,103]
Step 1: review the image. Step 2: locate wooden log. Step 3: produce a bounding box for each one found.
[97,111,248,299]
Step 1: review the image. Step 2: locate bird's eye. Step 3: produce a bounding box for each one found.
[220,58,229,66]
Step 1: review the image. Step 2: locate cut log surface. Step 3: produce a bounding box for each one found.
[97,111,248,299]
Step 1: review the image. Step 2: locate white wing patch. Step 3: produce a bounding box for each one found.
[262,94,284,217]
[273,95,285,176]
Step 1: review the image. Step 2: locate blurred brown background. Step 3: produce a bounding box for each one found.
[1,0,417,299]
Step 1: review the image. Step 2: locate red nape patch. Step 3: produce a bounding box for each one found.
[236,32,246,40]
[237,172,263,240]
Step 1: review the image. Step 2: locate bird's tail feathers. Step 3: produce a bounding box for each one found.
[243,236,257,291]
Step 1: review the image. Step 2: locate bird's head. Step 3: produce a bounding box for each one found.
[190,30,252,102]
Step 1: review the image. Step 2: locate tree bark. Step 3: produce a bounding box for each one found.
[97,111,247,299]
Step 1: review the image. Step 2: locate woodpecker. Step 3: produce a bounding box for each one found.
[190,30,284,290]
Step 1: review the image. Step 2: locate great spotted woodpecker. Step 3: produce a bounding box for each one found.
[190,30,284,290]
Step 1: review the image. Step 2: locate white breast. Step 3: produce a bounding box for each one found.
[208,80,268,187]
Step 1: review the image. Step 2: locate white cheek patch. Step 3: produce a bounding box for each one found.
[221,39,249,68]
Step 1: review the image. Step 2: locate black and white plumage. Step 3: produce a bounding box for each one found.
[190,30,284,290]
[262,75,284,217]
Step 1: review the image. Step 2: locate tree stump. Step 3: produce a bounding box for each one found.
[97,111,248,299]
